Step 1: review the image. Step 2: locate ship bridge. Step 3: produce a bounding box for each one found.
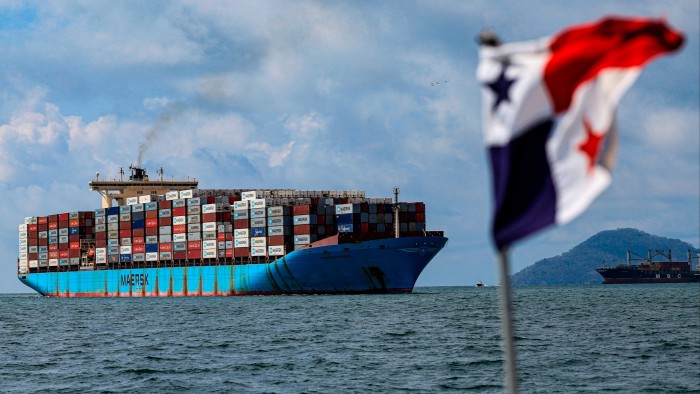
[88,165,198,208]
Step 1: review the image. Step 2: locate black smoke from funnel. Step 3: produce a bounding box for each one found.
[136,101,185,167]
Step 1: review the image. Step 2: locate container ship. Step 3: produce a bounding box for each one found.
[596,249,700,284]
[16,166,447,297]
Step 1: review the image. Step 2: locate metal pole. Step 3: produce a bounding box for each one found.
[498,248,519,394]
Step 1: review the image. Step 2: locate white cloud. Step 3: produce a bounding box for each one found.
[643,108,699,151]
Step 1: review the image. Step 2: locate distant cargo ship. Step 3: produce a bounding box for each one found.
[17,166,447,297]
[596,249,700,284]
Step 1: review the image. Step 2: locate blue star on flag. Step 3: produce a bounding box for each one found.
[486,65,516,112]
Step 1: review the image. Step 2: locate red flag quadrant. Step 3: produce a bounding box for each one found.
[477,17,684,251]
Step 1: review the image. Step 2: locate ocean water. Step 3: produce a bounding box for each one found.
[1,285,698,393]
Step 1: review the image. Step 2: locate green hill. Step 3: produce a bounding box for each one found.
[512,228,699,285]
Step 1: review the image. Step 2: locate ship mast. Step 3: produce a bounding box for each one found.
[393,187,400,238]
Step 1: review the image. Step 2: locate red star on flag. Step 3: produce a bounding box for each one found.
[578,118,605,173]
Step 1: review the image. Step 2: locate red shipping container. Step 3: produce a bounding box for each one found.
[225,249,233,258]
[59,243,69,251]
[48,222,58,230]
[48,244,58,252]
[202,213,216,223]
[294,225,317,235]
[38,217,48,225]
[173,207,186,216]
[233,219,248,229]
[145,210,158,219]
[233,247,249,257]
[69,235,80,242]
[172,224,186,234]
[58,213,69,221]
[119,229,131,238]
[59,250,69,258]
[187,250,202,259]
[120,221,132,230]
[48,214,58,222]
[187,241,201,250]
[58,220,69,228]
[159,217,172,226]
[38,238,48,246]
[416,213,425,222]
[173,251,187,260]
[95,232,106,240]
[96,240,107,248]
[293,205,310,215]
[218,212,231,222]
[361,223,369,233]
[317,215,325,225]
[70,242,80,250]
[267,236,286,246]
[69,219,79,227]
[28,224,38,232]
[145,218,159,228]
[29,239,38,246]
[132,237,145,245]
[160,200,172,209]
[48,251,59,259]
[132,228,145,237]
[145,227,158,236]
[159,243,172,252]
[133,244,145,253]
[69,250,81,258]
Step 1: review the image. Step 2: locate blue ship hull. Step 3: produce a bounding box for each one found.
[18,236,447,297]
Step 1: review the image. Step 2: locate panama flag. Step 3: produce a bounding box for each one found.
[478,17,684,251]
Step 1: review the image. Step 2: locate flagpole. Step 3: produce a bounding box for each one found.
[498,247,519,394]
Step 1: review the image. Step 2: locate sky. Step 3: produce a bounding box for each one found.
[1,0,698,293]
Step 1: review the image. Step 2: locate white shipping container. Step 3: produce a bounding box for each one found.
[19,223,27,231]
[250,218,266,227]
[268,245,285,256]
[29,260,38,268]
[179,189,194,199]
[234,229,249,238]
[187,215,201,224]
[146,252,159,262]
[202,240,217,250]
[234,238,249,248]
[241,191,257,201]
[24,217,37,225]
[251,247,266,257]
[18,259,28,267]
[18,266,28,274]
[250,198,266,209]
[202,222,217,232]
[188,223,201,233]
[250,237,267,247]
[126,197,139,205]
[294,235,312,244]
[187,205,201,215]
[18,252,27,260]
[173,216,187,225]
[335,204,353,215]
[18,238,27,247]
[49,259,59,267]
[96,248,107,257]
[250,208,266,218]
[120,246,132,254]
[202,204,217,214]
[202,249,217,259]
[107,239,119,247]
[96,256,107,265]
[19,245,27,253]
[233,200,249,211]
[173,233,187,242]
[138,195,153,203]
[166,191,179,200]
[19,230,27,239]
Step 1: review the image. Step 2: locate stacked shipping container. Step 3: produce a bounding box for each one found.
[18,189,428,273]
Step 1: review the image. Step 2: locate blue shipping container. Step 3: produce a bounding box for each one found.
[145,244,159,253]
